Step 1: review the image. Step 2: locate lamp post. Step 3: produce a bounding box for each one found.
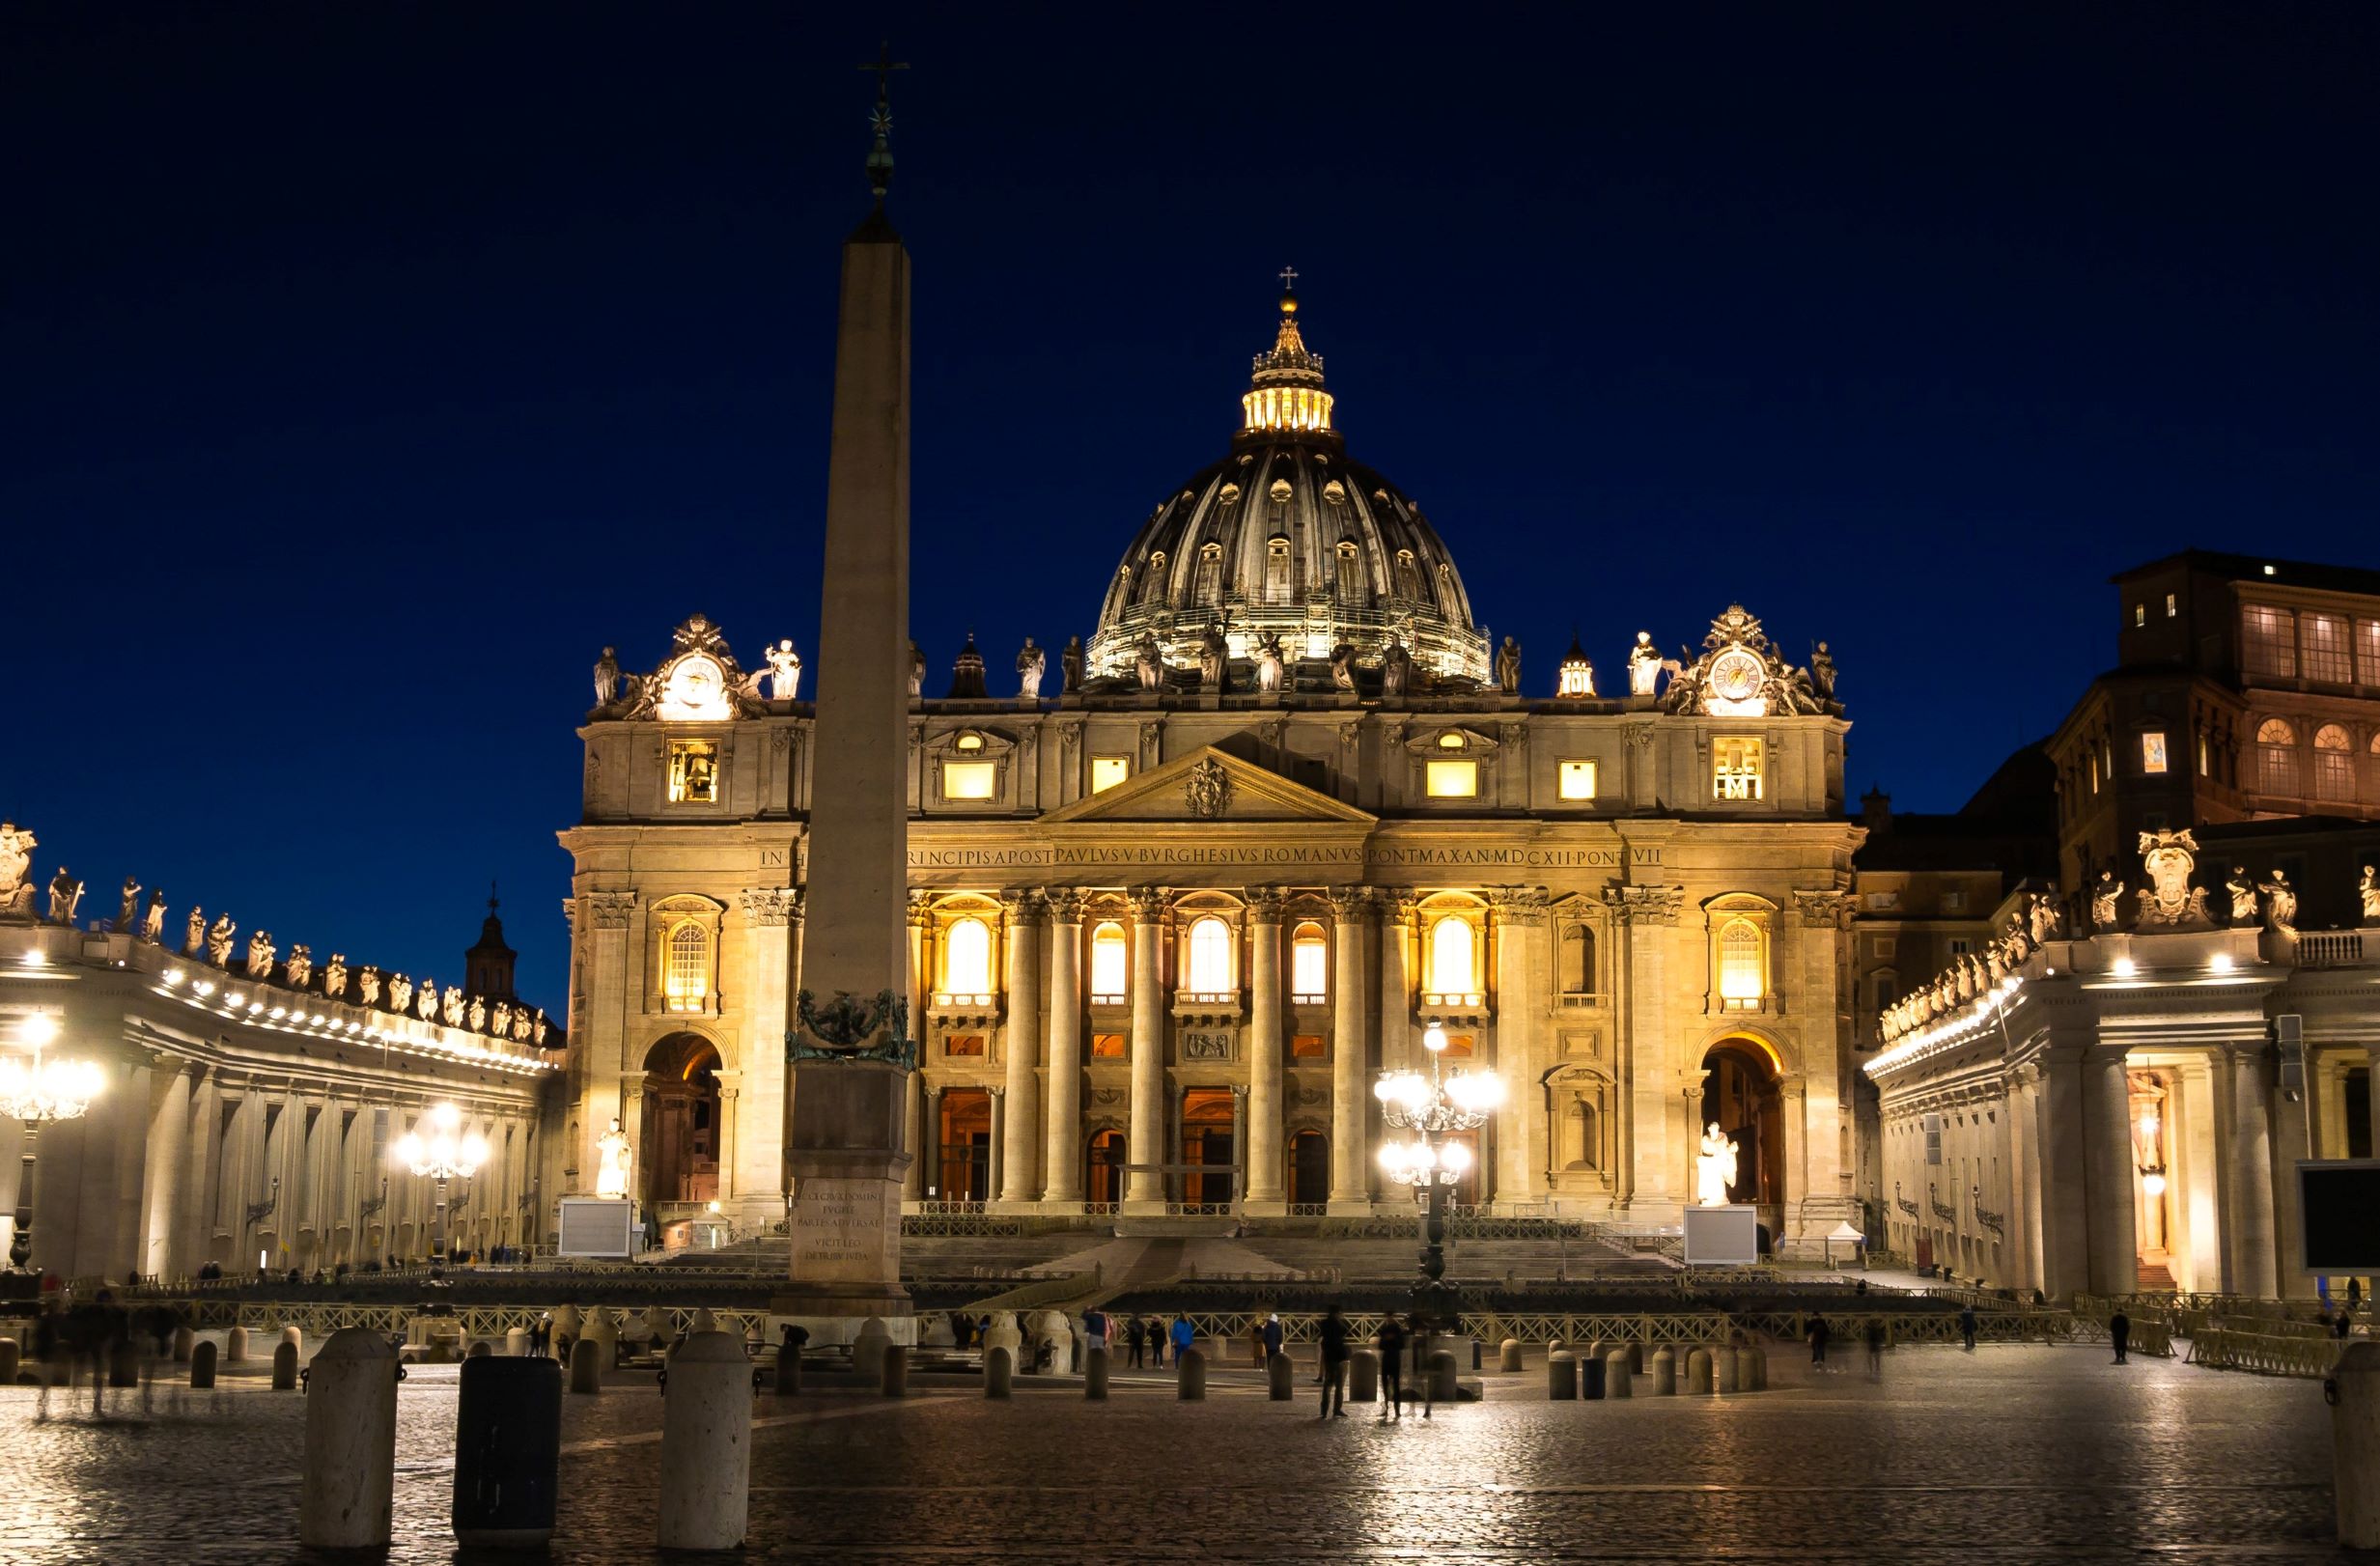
[394,1102,489,1264]
[1374,1024,1502,1335]
[1,1014,104,1272]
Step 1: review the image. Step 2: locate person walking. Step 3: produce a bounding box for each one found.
[1260,1312,1284,1365]
[2109,1308,2131,1365]
[1318,1304,1351,1418]
[1377,1313,1408,1420]
[1170,1312,1194,1367]
[1084,1306,1108,1360]
[1127,1315,1146,1369]
[1863,1317,1886,1380]
[1958,1304,1978,1352]
[1807,1314,1831,1371]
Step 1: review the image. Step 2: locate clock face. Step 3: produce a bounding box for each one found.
[1705,647,1768,715]
[658,654,731,720]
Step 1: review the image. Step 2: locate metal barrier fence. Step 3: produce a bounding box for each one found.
[2186,1327,2342,1379]
[151,1299,771,1344]
[1157,1306,2141,1354]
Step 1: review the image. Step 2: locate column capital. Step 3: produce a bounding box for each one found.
[1489,885,1550,926]
[1327,883,1374,923]
[1602,883,1684,926]
[1129,884,1170,924]
[738,886,802,927]
[1793,887,1852,928]
[908,889,935,929]
[1000,888,1045,926]
[588,890,639,930]
[1043,887,1087,924]
[1246,886,1285,923]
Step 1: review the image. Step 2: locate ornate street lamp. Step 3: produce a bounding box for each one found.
[394,1102,489,1263]
[1,1014,104,1271]
[1375,1024,1502,1334]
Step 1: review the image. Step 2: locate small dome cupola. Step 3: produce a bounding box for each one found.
[1240,274,1335,440]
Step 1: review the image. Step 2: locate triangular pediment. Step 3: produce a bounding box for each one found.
[1042,745,1376,826]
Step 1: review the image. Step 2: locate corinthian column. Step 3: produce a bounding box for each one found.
[1491,888,1548,1211]
[1124,887,1168,1212]
[1244,889,1285,1214]
[1043,891,1085,1206]
[1328,885,1373,1213]
[998,890,1044,1205]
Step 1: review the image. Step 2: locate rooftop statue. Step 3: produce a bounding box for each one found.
[245,930,275,978]
[117,876,140,933]
[1198,623,1227,691]
[286,944,313,990]
[1810,640,1838,703]
[139,888,166,942]
[1059,635,1083,695]
[2362,866,2380,929]
[46,867,83,927]
[2134,828,2211,929]
[186,907,207,956]
[207,914,236,967]
[0,822,35,916]
[322,953,348,1000]
[1380,636,1412,700]
[1330,642,1357,693]
[1255,632,1286,694]
[1134,633,1163,693]
[2259,869,2297,933]
[1628,631,1665,697]
[593,646,621,707]
[1496,636,1522,696]
[2088,872,2124,934]
[763,637,804,701]
[1016,636,1046,700]
[908,641,924,699]
[2225,866,2259,928]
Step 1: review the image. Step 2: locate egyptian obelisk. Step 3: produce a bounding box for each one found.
[774,55,915,1340]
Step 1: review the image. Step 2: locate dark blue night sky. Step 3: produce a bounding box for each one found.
[6,3,2375,1011]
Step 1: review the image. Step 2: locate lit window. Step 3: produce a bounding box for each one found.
[1090,756,1130,793]
[663,921,710,1012]
[943,917,994,995]
[1186,916,1233,993]
[2141,732,2168,774]
[2166,593,2178,618]
[1427,916,1476,994]
[1943,890,1966,912]
[1558,760,1598,800]
[1090,1031,1126,1058]
[1264,536,1291,602]
[1714,737,1763,800]
[955,732,984,752]
[2198,732,2210,776]
[2315,723,2354,802]
[1426,760,1479,797]
[2359,620,2380,685]
[942,762,996,799]
[2134,603,2145,628]
[2256,717,2300,796]
[1438,731,1465,749]
[943,1033,985,1056]
[668,741,719,803]
[2088,751,2099,793]
[1290,922,1328,1000]
[2306,614,2354,684]
[1089,923,1127,1000]
[2242,604,2296,678]
[1289,1032,1326,1058]
[1718,920,1763,1008]
[1334,540,1362,601]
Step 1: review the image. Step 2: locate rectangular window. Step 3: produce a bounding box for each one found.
[941,761,997,800]
[2198,732,2210,776]
[2317,749,2355,802]
[1713,737,1764,800]
[944,1033,986,1056]
[1289,1033,1327,1058]
[2133,602,2145,628]
[1557,759,1598,800]
[2141,731,2169,774]
[2242,603,2296,678]
[1947,938,1974,957]
[1863,891,1900,911]
[1090,756,1130,794]
[1089,1031,1126,1059]
[1425,759,1479,797]
[1873,975,1895,1011]
[2359,620,2380,685]
[1871,936,1896,959]
[2166,592,2178,618]
[667,741,719,803]
[1290,938,1328,1001]
[1942,890,1965,912]
[2305,613,2354,684]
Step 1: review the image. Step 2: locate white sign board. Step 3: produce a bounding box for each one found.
[1682,1204,1760,1266]
[557,1196,638,1259]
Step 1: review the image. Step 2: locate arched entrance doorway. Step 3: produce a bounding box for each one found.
[1289,1131,1329,1208]
[1182,1088,1236,1207]
[1700,1039,1783,1218]
[1085,1129,1127,1206]
[641,1035,721,1206]
[938,1088,991,1202]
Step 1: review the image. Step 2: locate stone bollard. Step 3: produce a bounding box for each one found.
[985,1345,1014,1399]
[689,1307,717,1334]
[505,1327,528,1356]
[1734,1345,1759,1393]
[109,1341,140,1388]
[172,1326,194,1364]
[1587,1338,1610,1368]
[298,1328,401,1551]
[189,1340,217,1389]
[467,1340,491,1358]
[281,1325,304,1354]
[1715,1347,1739,1394]
[271,1341,299,1390]
[1499,1338,1523,1373]
[1685,1348,1713,1395]
[583,1309,619,1370]
[1606,1350,1632,1399]
[0,1337,16,1385]
[1747,1344,1768,1391]
[853,1317,891,1381]
[1085,1345,1109,1400]
[453,1354,564,1548]
[1547,1351,1578,1400]
[1178,1347,1207,1401]
[226,1326,249,1363]
[1350,1348,1379,1404]
[881,1344,909,1398]
[1267,1352,1295,1401]
[1651,1346,1676,1395]
[551,1303,581,1341]
[1626,1342,1644,1374]
[1427,1349,1458,1404]
[568,1337,602,1395]
[656,1331,753,1552]
[1549,1336,1569,1361]
[2333,1340,2380,1547]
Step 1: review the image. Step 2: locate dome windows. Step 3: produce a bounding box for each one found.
[1218,483,1242,505]
[1269,478,1294,503]
[1265,536,1291,602]
[1194,542,1224,605]
[1323,480,1346,504]
[1334,540,1363,603]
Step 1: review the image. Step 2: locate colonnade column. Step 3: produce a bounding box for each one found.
[1327,885,1372,1213]
[986,1085,1006,1202]
[919,1082,942,1200]
[1123,887,1167,1210]
[2031,1040,2090,1300]
[2272,1028,2315,1300]
[998,891,1043,1206]
[2226,1043,2279,1299]
[2083,1046,2140,1297]
[1043,891,1085,1206]
[1243,891,1285,1214]
[140,1064,191,1278]
[2006,1066,2039,1293]
[903,896,929,1199]
[1491,889,1548,1211]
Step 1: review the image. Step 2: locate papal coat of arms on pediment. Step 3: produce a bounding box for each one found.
[1184,756,1232,819]
[2135,827,2213,930]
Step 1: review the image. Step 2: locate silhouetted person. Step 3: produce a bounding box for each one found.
[1807,1314,1831,1369]
[2109,1309,2131,1364]
[1377,1313,1409,1420]
[1318,1305,1350,1418]
[1864,1317,1886,1380]
[1958,1304,1978,1351]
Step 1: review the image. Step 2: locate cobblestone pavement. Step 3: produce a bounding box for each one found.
[0,1344,2349,1564]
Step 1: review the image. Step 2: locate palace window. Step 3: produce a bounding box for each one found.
[1714,737,1764,800]
[943,917,994,996]
[1290,921,1328,1001]
[1558,760,1598,800]
[2198,731,2210,776]
[1717,919,1764,1009]
[2133,603,2145,628]
[2315,723,2355,802]
[2166,593,2178,617]
[2360,620,2380,685]
[1185,916,1234,994]
[1089,923,1127,1001]
[1290,1032,1327,1058]
[2242,604,2296,678]
[2141,731,2169,775]
[941,762,996,800]
[944,1033,985,1056]
[1138,551,1167,605]
[662,920,711,1012]
[1395,548,1421,600]
[1427,916,1477,995]
[2306,614,2354,685]
[1090,1031,1125,1059]
[1265,536,1291,602]
[1426,760,1479,797]
[1090,756,1130,794]
[667,741,719,804]
[1558,923,1595,995]
[2257,717,2301,796]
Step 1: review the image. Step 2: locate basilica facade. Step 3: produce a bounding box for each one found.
[557,294,1867,1251]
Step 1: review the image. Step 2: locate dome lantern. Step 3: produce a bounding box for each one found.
[1241,285,1334,438]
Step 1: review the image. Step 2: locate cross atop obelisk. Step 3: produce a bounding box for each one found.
[858,42,908,204]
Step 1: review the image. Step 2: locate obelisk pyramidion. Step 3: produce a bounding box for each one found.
[774,56,916,1342]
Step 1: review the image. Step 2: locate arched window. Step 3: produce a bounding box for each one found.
[662,921,710,1012]
[1395,548,1421,600]
[2257,717,2301,796]
[1559,923,1595,995]
[1717,919,1764,1009]
[1089,922,1127,1000]
[1193,542,1223,605]
[1186,916,1233,993]
[1265,536,1291,602]
[943,916,994,996]
[1427,915,1476,995]
[1334,540,1362,602]
[1290,921,1328,1000]
[2316,723,2355,801]
[1571,1100,1600,1169]
[1138,551,1167,605]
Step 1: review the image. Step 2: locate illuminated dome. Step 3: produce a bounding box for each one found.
[1085,291,1489,686]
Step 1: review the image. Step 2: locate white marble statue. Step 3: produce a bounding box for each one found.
[1060,635,1083,694]
[1695,1122,1739,1208]
[1255,632,1286,693]
[491,1000,511,1037]
[1198,624,1227,690]
[593,646,621,706]
[467,995,486,1031]
[186,908,207,956]
[245,931,275,978]
[1329,642,1357,692]
[441,985,464,1026]
[1135,633,1163,692]
[1380,637,1411,700]
[1496,636,1522,696]
[2362,866,2380,928]
[46,868,83,927]
[532,1009,548,1046]
[418,978,440,1021]
[1628,631,1665,697]
[595,1118,632,1199]
[322,953,348,1000]
[207,914,237,967]
[2259,870,2297,932]
[385,971,408,1014]
[2088,872,2123,932]
[1809,641,1837,703]
[2225,867,2259,928]
[908,641,924,699]
[764,637,803,701]
[1016,636,1046,699]
[117,877,141,932]
[286,944,312,990]
[139,889,166,942]
[0,822,36,914]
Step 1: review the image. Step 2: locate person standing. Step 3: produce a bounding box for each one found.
[2109,1309,2131,1365]
[1807,1314,1831,1370]
[1127,1315,1146,1369]
[1958,1304,1978,1352]
[1318,1304,1351,1418]
[1150,1316,1165,1369]
[1377,1313,1408,1420]
[1170,1312,1194,1367]
[1863,1317,1886,1380]
[1261,1312,1284,1365]
[1083,1306,1108,1360]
